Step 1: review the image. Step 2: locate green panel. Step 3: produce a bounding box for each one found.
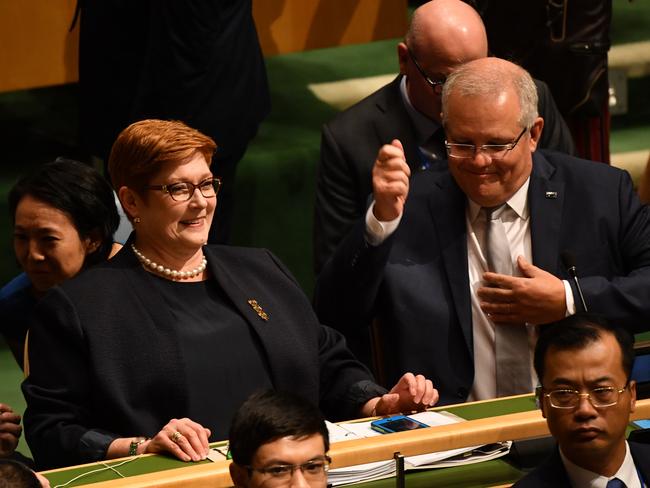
[43,441,228,487]
[637,332,650,342]
[440,396,538,420]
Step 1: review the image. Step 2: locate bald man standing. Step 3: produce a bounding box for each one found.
[313,0,574,276]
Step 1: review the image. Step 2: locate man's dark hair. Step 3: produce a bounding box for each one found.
[534,313,635,384]
[228,390,329,466]
[0,460,41,488]
[8,158,120,266]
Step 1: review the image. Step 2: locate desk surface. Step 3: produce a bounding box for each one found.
[41,396,650,488]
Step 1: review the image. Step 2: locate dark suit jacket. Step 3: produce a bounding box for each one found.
[513,442,650,487]
[23,244,384,469]
[315,150,650,402]
[314,75,575,274]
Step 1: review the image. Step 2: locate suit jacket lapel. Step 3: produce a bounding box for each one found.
[529,151,565,274]
[630,442,650,484]
[428,173,473,352]
[374,76,422,171]
[202,246,290,390]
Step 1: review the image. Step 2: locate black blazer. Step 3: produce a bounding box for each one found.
[315,150,650,402]
[23,244,384,469]
[313,76,576,273]
[512,442,650,487]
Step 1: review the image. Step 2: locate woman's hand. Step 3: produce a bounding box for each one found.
[144,418,211,462]
[362,373,439,417]
[0,403,22,458]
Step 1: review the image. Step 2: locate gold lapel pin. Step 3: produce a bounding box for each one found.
[247,299,269,321]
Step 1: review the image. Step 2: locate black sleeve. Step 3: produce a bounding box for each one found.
[314,123,366,275]
[578,170,650,333]
[22,288,118,470]
[314,218,393,337]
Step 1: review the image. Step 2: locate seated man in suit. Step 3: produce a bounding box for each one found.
[229,390,330,488]
[514,314,650,486]
[313,0,575,275]
[315,56,650,404]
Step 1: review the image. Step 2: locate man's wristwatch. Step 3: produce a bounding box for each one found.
[129,437,148,456]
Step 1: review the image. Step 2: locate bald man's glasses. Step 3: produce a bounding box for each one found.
[407,46,446,94]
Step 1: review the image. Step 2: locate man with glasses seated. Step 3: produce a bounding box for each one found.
[315,56,650,405]
[313,0,575,277]
[513,314,650,487]
[229,391,331,488]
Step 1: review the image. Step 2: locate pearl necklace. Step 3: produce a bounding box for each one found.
[131,244,207,280]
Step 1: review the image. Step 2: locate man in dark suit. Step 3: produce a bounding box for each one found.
[513,315,650,487]
[314,57,650,404]
[313,0,575,274]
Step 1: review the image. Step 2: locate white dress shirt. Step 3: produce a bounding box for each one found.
[466,179,536,399]
[560,442,644,488]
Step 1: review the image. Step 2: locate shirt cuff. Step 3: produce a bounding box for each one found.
[79,429,119,462]
[563,280,576,316]
[364,201,403,246]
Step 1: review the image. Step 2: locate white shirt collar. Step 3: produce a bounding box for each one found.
[467,177,531,223]
[560,442,642,488]
[398,76,440,146]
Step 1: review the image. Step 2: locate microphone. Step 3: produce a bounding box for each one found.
[560,250,588,312]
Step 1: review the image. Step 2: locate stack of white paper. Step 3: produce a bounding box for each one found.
[326,411,511,486]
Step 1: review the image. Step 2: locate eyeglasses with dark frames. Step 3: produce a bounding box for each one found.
[539,383,629,409]
[407,46,446,94]
[145,177,222,202]
[245,456,331,485]
[445,127,528,160]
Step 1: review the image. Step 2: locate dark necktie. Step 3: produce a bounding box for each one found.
[484,205,532,397]
[606,478,626,488]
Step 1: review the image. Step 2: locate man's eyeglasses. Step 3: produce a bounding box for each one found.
[445,127,528,160]
[541,384,629,409]
[145,177,222,202]
[246,456,331,485]
[407,46,446,94]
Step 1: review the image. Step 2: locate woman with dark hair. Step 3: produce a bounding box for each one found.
[0,158,120,368]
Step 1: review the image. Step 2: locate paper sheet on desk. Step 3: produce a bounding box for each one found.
[326,411,511,485]
[330,411,479,462]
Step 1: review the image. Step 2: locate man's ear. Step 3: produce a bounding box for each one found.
[629,380,637,413]
[528,117,544,152]
[397,42,409,75]
[229,462,249,488]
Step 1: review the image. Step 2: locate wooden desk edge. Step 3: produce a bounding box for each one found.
[51,398,650,487]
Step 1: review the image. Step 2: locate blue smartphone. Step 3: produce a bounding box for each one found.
[370,415,429,434]
[632,419,650,429]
